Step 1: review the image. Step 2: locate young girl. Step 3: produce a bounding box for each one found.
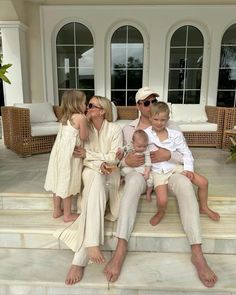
[44,90,89,222]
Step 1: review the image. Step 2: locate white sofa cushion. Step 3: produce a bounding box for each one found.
[111,101,118,121]
[14,102,58,123]
[31,122,60,136]
[172,104,208,122]
[178,122,217,132]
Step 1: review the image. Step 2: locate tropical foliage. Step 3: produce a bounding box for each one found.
[0,54,12,84]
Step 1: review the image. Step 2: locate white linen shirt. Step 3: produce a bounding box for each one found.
[145,126,194,173]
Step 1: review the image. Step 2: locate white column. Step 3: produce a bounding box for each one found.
[0,21,29,106]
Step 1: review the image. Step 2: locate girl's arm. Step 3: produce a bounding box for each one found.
[71,114,89,141]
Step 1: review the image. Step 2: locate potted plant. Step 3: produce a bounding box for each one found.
[0,54,12,84]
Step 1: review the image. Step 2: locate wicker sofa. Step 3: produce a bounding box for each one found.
[115,104,225,148]
[1,104,62,157]
[222,107,236,150]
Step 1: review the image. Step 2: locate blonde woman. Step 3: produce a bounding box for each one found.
[55,96,123,285]
[44,90,89,222]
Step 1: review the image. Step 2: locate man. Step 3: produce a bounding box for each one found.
[104,87,217,288]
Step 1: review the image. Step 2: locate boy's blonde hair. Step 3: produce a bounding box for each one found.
[150,101,170,118]
[60,90,86,124]
[132,129,149,143]
[93,95,113,122]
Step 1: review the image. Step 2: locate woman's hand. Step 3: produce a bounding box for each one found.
[116,148,124,160]
[73,146,86,158]
[150,148,171,163]
[125,151,144,167]
[100,162,111,175]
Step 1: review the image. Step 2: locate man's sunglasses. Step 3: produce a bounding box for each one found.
[138,98,158,107]
[88,103,103,109]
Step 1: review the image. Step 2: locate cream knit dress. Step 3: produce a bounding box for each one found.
[44,120,83,198]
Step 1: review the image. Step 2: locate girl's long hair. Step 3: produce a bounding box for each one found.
[60,90,86,124]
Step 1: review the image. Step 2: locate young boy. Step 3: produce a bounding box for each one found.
[145,101,220,226]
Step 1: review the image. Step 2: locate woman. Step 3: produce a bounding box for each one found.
[55,96,123,285]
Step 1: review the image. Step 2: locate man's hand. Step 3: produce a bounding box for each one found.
[181,170,194,181]
[73,146,86,158]
[125,151,145,167]
[150,148,171,163]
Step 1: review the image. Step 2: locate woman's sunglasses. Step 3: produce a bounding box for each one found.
[138,98,158,107]
[88,103,103,109]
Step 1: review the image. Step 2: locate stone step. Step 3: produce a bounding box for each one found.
[1,192,236,215]
[0,210,236,254]
[0,248,235,295]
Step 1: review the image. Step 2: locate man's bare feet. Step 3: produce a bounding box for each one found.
[65,264,84,285]
[149,211,165,226]
[53,209,63,219]
[200,207,220,221]
[63,213,80,223]
[191,250,218,288]
[104,239,127,282]
[87,246,105,264]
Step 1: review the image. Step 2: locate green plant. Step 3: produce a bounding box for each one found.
[230,137,236,160]
[0,54,12,84]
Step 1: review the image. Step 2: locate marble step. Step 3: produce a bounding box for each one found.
[0,210,236,254]
[1,192,236,215]
[0,248,235,295]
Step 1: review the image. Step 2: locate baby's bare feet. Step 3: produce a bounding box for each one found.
[149,211,165,226]
[63,213,80,223]
[65,265,84,285]
[87,246,105,264]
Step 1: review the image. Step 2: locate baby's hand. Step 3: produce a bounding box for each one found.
[116,148,124,160]
[181,170,194,180]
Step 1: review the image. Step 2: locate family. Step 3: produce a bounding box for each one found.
[44,87,220,288]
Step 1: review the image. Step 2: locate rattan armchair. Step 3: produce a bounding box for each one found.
[1,105,62,157]
[222,107,236,150]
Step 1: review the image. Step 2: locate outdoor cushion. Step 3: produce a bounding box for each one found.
[178,122,217,132]
[171,104,208,122]
[31,122,60,136]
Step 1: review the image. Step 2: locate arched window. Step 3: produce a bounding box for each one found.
[168,25,203,104]
[217,23,236,107]
[110,25,144,106]
[56,22,94,103]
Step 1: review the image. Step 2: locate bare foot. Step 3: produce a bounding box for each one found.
[53,209,63,219]
[87,246,105,264]
[65,264,84,285]
[63,213,80,223]
[149,211,165,226]
[200,207,220,221]
[146,194,152,202]
[191,253,218,288]
[104,242,127,282]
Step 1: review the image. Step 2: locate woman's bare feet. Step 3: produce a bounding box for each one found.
[65,265,84,285]
[63,213,80,223]
[191,247,218,288]
[200,207,220,221]
[53,209,63,219]
[87,246,105,264]
[149,211,165,226]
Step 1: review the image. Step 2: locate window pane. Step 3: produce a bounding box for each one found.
[76,46,94,67]
[185,90,200,104]
[218,69,236,89]
[186,48,203,68]
[127,91,136,105]
[185,69,202,89]
[58,68,76,88]
[169,48,185,68]
[77,68,94,89]
[220,46,236,68]
[168,90,183,104]
[111,44,126,68]
[111,91,126,106]
[128,26,143,43]
[171,26,186,46]
[111,69,126,89]
[84,90,94,102]
[56,23,74,44]
[127,70,143,88]
[111,26,126,43]
[127,44,143,68]
[222,24,236,45]
[217,90,236,107]
[187,26,203,46]
[57,46,75,67]
[169,70,185,89]
[75,23,93,44]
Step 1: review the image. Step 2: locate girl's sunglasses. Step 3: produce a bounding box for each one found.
[88,103,103,109]
[138,98,158,107]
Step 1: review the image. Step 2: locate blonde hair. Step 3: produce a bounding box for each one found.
[150,101,170,118]
[132,129,148,143]
[60,90,86,124]
[93,95,113,122]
